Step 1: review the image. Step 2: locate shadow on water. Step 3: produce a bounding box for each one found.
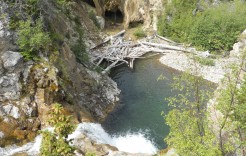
[102,55,181,149]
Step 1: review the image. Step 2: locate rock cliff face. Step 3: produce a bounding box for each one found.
[0,0,120,146]
[92,0,164,29]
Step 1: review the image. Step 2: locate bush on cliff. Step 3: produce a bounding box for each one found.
[40,103,75,156]
[17,18,51,60]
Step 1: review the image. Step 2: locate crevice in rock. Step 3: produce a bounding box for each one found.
[105,9,123,26]
[84,0,96,8]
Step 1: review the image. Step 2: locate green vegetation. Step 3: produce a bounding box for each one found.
[216,53,246,155]
[158,0,246,53]
[71,26,88,63]
[6,0,88,64]
[40,103,75,156]
[193,56,215,66]
[133,28,146,39]
[164,50,246,155]
[89,10,100,29]
[4,0,50,60]
[164,72,219,155]
[17,19,51,60]
[85,152,96,156]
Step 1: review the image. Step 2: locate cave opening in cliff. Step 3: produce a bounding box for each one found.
[105,9,124,26]
[84,0,96,7]
[129,20,144,28]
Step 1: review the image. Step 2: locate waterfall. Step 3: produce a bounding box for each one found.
[70,123,158,154]
[0,123,157,155]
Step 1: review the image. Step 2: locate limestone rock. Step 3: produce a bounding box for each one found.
[2,104,20,119]
[0,51,24,101]
[230,29,246,57]
[96,16,105,29]
[0,73,21,101]
[1,51,23,72]
[92,0,164,29]
[0,1,10,38]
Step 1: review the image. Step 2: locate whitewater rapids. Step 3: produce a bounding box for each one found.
[0,123,158,155]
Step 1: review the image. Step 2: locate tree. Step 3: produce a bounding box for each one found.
[216,50,246,155]
[164,68,220,155]
[164,50,246,156]
[40,103,76,156]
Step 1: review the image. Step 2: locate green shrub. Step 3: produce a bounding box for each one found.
[158,0,246,53]
[71,43,88,63]
[158,0,197,42]
[133,28,146,39]
[194,56,215,66]
[40,103,75,156]
[55,0,71,6]
[71,26,88,63]
[17,18,51,60]
[189,1,246,53]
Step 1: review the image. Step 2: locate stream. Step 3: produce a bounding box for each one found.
[102,55,180,150]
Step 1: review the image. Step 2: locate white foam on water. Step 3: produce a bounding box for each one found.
[0,123,158,155]
[0,135,42,156]
[70,123,158,154]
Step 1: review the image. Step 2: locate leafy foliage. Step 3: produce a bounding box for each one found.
[194,56,215,66]
[216,51,246,155]
[40,103,76,156]
[71,25,88,63]
[133,28,146,39]
[17,18,50,60]
[158,0,246,53]
[164,72,220,155]
[189,1,246,53]
[158,0,197,42]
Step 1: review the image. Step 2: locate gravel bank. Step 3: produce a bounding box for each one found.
[159,31,246,83]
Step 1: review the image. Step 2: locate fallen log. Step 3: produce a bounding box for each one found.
[102,60,119,74]
[112,30,126,38]
[142,42,191,53]
[155,34,176,44]
[90,30,126,50]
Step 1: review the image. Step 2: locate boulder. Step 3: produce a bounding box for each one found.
[0,51,24,101]
[96,16,105,29]
[1,51,23,72]
[2,104,20,119]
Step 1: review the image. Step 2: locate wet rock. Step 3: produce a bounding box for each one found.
[73,133,118,156]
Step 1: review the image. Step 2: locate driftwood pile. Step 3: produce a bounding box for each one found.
[90,30,210,74]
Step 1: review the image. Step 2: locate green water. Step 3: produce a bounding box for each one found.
[102,56,180,149]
